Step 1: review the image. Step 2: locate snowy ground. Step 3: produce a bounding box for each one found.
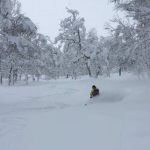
[0,73,150,150]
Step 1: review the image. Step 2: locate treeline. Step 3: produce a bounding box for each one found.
[0,0,150,85]
[56,0,150,79]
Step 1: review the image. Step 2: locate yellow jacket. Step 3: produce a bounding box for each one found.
[90,89,94,98]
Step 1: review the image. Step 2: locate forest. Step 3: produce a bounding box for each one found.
[0,0,150,85]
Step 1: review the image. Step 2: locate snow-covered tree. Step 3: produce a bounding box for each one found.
[82,29,102,77]
[55,8,88,78]
[0,0,39,85]
[105,17,136,76]
[110,0,150,76]
[0,0,13,84]
[33,33,62,80]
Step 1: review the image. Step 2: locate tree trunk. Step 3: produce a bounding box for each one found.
[25,74,29,85]
[0,73,2,85]
[14,69,18,83]
[77,28,82,55]
[12,69,17,85]
[85,62,92,77]
[12,71,15,85]
[8,66,13,86]
[66,74,69,78]
[119,67,122,76]
[106,66,110,77]
[0,57,2,85]
[32,75,35,82]
[95,66,102,78]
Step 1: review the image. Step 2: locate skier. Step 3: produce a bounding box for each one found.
[90,85,100,98]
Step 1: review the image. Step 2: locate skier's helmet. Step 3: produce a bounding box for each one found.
[92,85,96,89]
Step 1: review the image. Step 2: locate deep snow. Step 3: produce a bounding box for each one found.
[0,73,150,150]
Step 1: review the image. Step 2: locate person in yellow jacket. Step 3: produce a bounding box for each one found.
[90,85,100,98]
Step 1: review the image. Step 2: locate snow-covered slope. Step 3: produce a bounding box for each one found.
[0,74,150,150]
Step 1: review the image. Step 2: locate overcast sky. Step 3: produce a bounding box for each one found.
[21,0,115,40]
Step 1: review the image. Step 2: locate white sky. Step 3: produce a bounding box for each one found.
[20,0,115,41]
